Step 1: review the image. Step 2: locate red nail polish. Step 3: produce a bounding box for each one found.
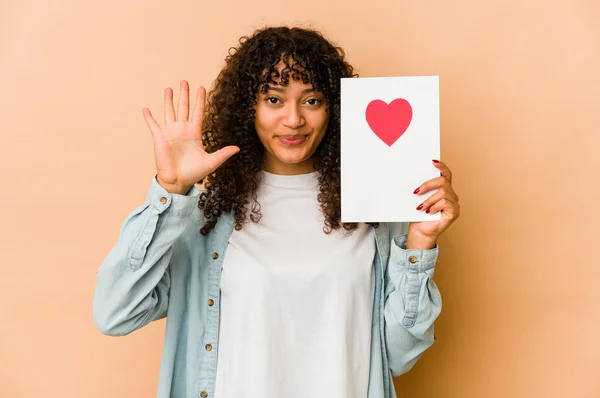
[417,204,424,211]
[432,159,440,164]
[426,208,430,214]
[413,187,420,194]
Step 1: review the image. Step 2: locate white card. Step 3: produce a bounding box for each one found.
[340,75,441,222]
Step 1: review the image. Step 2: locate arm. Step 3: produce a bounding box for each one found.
[92,176,201,336]
[93,80,238,336]
[382,159,459,375]
[383,233,441,377]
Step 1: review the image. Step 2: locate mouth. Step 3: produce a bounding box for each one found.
[277,134,309,146]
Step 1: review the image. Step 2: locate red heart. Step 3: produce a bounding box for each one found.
[365,99,413,146]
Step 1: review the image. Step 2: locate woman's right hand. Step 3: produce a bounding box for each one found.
[142,80,240,194]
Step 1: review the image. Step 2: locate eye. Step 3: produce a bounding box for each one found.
[306,98,323,106]
[266,96,281,105]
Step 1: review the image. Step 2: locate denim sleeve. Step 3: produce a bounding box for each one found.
[93,176,201,336]
[383,233,442,376]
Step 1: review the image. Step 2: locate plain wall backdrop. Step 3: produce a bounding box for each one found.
[1,0,599,397]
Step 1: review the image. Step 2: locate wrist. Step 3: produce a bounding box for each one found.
[406,229,437,250]
[156,176,192,195]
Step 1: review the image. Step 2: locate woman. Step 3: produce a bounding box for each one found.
[93,26,460,398]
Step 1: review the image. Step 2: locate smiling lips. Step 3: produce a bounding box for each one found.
[277,134,308,146]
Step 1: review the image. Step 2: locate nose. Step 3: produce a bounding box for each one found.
[282,103,305,129]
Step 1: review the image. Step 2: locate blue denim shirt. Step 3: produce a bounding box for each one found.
[93,176,442,398]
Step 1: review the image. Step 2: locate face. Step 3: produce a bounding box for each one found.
[253,71,329,175]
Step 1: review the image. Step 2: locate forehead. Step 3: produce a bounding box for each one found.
[259,57,314,92]
[263,81,317,94]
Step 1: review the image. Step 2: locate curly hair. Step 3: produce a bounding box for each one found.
[198,26,373,235]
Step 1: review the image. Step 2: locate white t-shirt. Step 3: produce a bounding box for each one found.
[214,171,376,398]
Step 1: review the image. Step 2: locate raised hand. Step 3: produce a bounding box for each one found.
[142,80,239,194]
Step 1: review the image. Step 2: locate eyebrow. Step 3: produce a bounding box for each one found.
[265,85,318,94]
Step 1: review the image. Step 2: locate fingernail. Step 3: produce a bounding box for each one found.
[425,208,430,214]
[413,187,420,194]
[432,159,440,164]
[417,204,424,211]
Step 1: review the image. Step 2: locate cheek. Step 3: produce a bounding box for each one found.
[254,109,272,139]
[311,113,329,141]
[255,105,278,126]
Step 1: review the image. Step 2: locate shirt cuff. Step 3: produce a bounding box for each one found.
[390,233,439,272]
[146,175,202,218]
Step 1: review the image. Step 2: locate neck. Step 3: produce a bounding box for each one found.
[262,155,318,175]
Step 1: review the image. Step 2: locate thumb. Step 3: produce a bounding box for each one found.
[206,145,240,170]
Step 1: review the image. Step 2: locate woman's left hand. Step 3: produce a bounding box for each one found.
[407,160,460,250]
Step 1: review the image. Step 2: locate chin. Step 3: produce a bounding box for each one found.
[278,156,308,165]
[273,149,306,164]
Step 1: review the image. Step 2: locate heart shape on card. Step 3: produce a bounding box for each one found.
[365,99,413,146]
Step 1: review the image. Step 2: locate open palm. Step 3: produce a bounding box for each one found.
[142,80,239,194]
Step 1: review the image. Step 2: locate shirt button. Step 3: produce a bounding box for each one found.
[160,197,167,204]
[205,344,212,351]
[408,255,418,264]
[200,392,208,398]
[207,299,214,306]
[211,252,219,259]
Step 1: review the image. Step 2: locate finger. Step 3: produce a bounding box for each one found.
[424,197,460,220]
[433,160,452,183]
[416,187,455,211]
[164,87,176,125]
[414,176,458,202]
[206,146,240,171]
[177,80,190,122]
[192,86,206,126]
[142,108,162,136]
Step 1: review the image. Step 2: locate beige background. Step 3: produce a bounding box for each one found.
[1,0,599,397]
